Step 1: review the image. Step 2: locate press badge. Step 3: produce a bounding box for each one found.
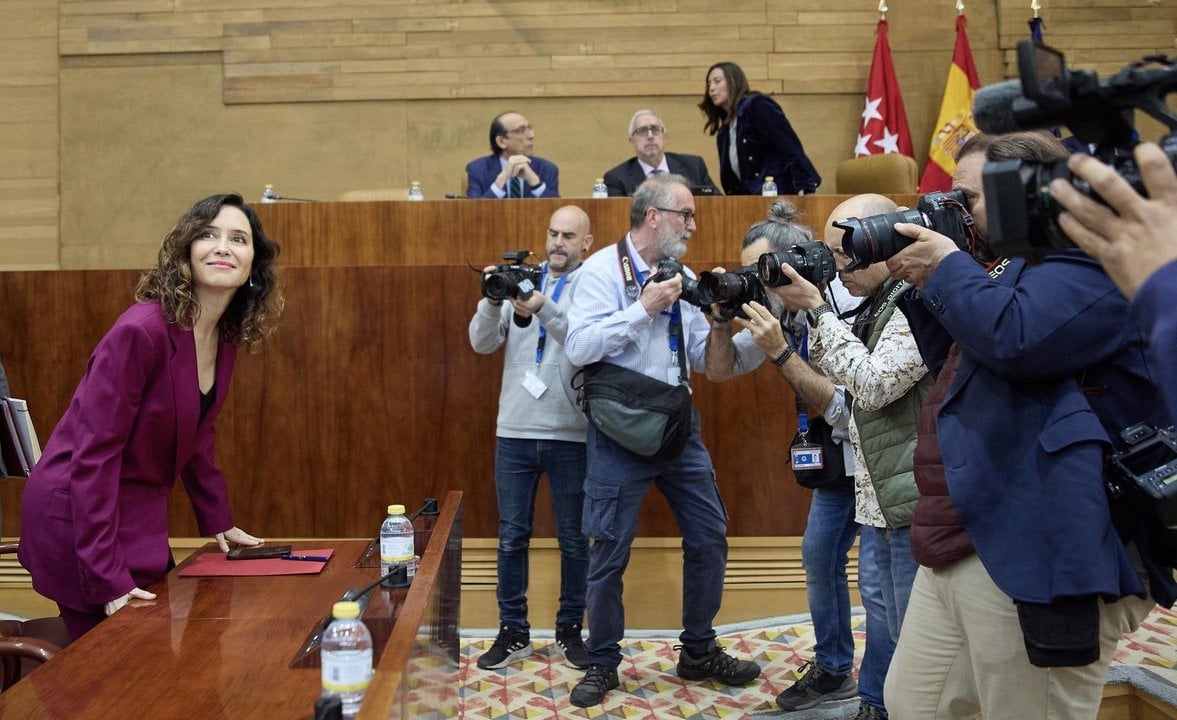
[791,444,825,470]
[667,352,681,385]
[522,370,548,399]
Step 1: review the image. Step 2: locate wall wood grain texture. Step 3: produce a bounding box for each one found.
[1,1,1173,269]
[0,196,870,540]
[1,0,60,270]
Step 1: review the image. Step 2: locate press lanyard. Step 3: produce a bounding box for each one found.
[788,322,810,434]
[615,241,688,384]
[534,268,568,365]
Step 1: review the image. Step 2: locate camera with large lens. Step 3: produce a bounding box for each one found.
[697,266,768,321]
[981,41,1177,258]
[833,191,974,272]
[481,250,544,302]
[1109,423,1177,530]
[756,241,838,286]
[648,257,705,308]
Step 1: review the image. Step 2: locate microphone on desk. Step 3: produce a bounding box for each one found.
[313,696,343,720]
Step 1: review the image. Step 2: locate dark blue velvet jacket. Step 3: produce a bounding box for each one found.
[900,250,1175,607]
[716,94,820,196]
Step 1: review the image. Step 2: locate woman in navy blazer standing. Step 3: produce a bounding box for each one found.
[699,61,821,196]
[19,193,284,639]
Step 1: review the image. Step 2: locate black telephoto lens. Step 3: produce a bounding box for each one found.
[833,208,923,272]
[757,242,838,286]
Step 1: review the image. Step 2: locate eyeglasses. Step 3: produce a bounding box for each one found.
[654,207,696,224]
[631,124,665,138]
[505,124,534,136]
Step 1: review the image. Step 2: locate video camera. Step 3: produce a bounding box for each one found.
[832,191,976,272]
[481,250,544,302]
[1109,423,1177,530]
[981,41,1177,258]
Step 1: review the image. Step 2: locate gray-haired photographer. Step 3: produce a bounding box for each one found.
[703,200,870,715]
[860,39,1177,720]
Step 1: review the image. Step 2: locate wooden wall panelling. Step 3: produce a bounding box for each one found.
[0,0,60,270]
[0,197,891,540]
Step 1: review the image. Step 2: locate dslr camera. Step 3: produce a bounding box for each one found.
[696,266,768,321]
[648,257,705,308]
[757,241,838,286]
[833,191,975,272]
[1109,423,1177,529]
[982,41,1177,258]
[481,250,544,302]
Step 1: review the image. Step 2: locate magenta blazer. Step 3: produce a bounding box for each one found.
[19,301,237,611]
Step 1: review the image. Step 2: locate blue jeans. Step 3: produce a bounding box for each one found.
[494,437,589,629]
[801,487,859,675]
[874,526,918,639]
[857,525,918,714]
[858,525,897,714]
[581,415,728,668]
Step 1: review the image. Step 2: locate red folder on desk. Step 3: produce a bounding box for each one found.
[178,549,334,577]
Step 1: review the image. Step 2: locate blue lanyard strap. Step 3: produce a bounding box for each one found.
[534,268,568,365]
[787,323,811,433]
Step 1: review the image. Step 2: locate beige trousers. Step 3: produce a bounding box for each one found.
[884,554,1154,720]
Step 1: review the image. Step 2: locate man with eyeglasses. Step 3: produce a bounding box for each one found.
[564,173,761,708]
[466,111,560,198]
[602,109,718,197]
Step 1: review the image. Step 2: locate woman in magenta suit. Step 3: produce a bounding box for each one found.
[19,193,285,639]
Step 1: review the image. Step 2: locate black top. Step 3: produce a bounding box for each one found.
[199,383,216,424]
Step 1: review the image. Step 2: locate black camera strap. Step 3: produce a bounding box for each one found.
[615,240,688,385]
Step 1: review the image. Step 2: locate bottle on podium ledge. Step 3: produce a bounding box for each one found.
[761,176,778,197]
[321,601,372,719]
[260,184,279,204]
[591,178,608,199]
[380,504,414,586]
[407,181,424,201]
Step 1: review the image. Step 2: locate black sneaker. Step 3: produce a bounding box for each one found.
[775,660,858,711]
[569,663,620,707]
[476,624,532,670]
[855,704,887,719]
[674,643,761,685]
[555,623,590,669]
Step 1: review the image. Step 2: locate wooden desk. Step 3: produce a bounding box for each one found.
[0,492,463,719]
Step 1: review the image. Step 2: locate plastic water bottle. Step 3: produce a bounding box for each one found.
[592,178,608,199]
[761,176,778,197]
[407,181,424,201]
[380,504,415,581]
[261,184,279,203]
[321,601,372,719]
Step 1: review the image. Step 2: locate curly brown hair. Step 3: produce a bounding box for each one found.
[134,193,284,351]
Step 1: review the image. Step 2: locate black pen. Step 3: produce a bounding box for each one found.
[281,554,330,562]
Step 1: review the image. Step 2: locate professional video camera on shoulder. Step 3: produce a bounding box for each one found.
[831,191,978,272]
[481,250,544,301]
[979,40,1177,259]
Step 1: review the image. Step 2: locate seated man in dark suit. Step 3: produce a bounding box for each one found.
[602,109,718,196]
[466,111,560,198]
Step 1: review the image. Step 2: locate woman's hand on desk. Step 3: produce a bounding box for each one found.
[215,526,264,552]
[104,587,157,616]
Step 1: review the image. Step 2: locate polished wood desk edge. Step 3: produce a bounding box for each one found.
[358,490,462,719]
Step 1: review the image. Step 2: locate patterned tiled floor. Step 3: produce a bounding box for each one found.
[453,605,1177,719]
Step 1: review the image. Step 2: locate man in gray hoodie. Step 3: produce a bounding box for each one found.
[468,206,594,672]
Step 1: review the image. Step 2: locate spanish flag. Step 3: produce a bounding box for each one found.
[918,14,981,193]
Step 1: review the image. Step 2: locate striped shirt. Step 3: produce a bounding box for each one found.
[566,235,728,386]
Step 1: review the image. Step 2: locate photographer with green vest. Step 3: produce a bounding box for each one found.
[769,193,931,720]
